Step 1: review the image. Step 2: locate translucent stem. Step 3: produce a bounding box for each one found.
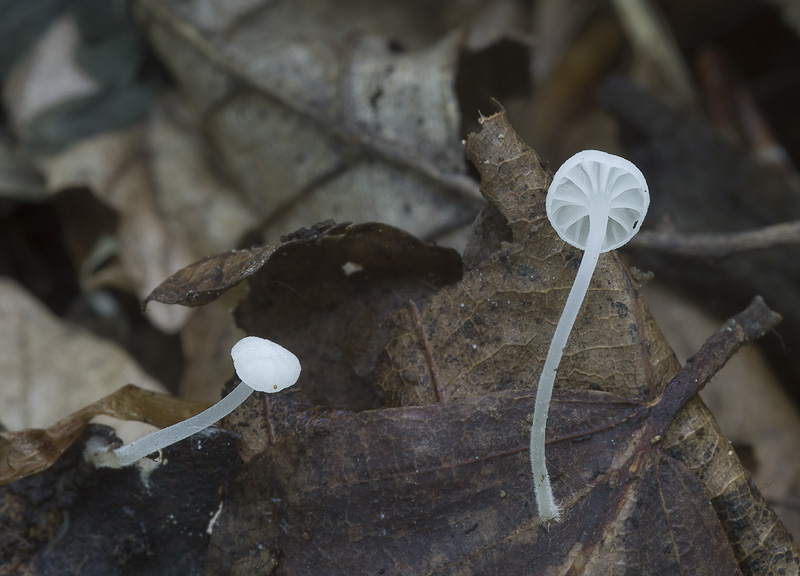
[108,382,254,467]
[530,219,605,522]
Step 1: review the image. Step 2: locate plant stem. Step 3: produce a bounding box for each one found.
[530,219,604,522]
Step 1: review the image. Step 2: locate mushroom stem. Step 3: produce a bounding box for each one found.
[118,382,253,466]
[530,215,605,523]
[98,382,254,468]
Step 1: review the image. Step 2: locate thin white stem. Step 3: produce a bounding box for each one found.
[530,218,605,522]
[108,382,254,467]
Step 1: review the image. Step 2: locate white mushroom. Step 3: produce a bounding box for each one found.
[90,336,300,468]
[530,150,649,522]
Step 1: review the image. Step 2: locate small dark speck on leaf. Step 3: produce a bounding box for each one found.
[387,39,405,53]
[611,301,629,317]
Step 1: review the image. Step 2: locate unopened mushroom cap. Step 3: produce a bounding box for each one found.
[231,336,301,393]
[546,150,649,252]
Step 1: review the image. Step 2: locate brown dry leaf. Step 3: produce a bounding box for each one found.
[133,0,529,245]
[0,278,165,432]
[378,112,675,407]
[196,109,797,574]
[9,105,796,573]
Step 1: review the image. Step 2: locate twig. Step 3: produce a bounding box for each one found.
[650,296,782,428]
[630,221,800,257]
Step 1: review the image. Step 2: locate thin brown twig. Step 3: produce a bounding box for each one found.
[630,221,800,257]
[409,300,446,403]
[649,295,782,428]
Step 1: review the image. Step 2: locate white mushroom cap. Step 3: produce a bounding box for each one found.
[546,150,649,253]
[231,336,301,393]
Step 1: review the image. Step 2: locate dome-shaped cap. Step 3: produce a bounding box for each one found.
[546,150,649,252]
[231,336,301,393]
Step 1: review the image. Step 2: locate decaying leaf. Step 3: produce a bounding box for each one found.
[1,422,239,575]
[3,0,528,333]
[3,0,163,154]
[597,76,800,400]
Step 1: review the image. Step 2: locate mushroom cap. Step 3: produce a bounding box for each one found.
[546,150,649,252]
[231,336,301,393]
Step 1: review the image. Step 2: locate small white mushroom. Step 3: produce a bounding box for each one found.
[530,150,649,522]
[90,336,300,468]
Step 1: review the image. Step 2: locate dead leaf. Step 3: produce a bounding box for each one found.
[597,76,800,401]
[1,8,255,332]
[3,3,161,156]
[134,0,533,244]
[0,278,164,432]
[3,15,98,138]
[36,95,258,332]
[6,102,796,573]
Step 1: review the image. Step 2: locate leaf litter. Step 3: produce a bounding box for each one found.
[2,95,797,576]
[200,109,795,574]
[1,2,798,574]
